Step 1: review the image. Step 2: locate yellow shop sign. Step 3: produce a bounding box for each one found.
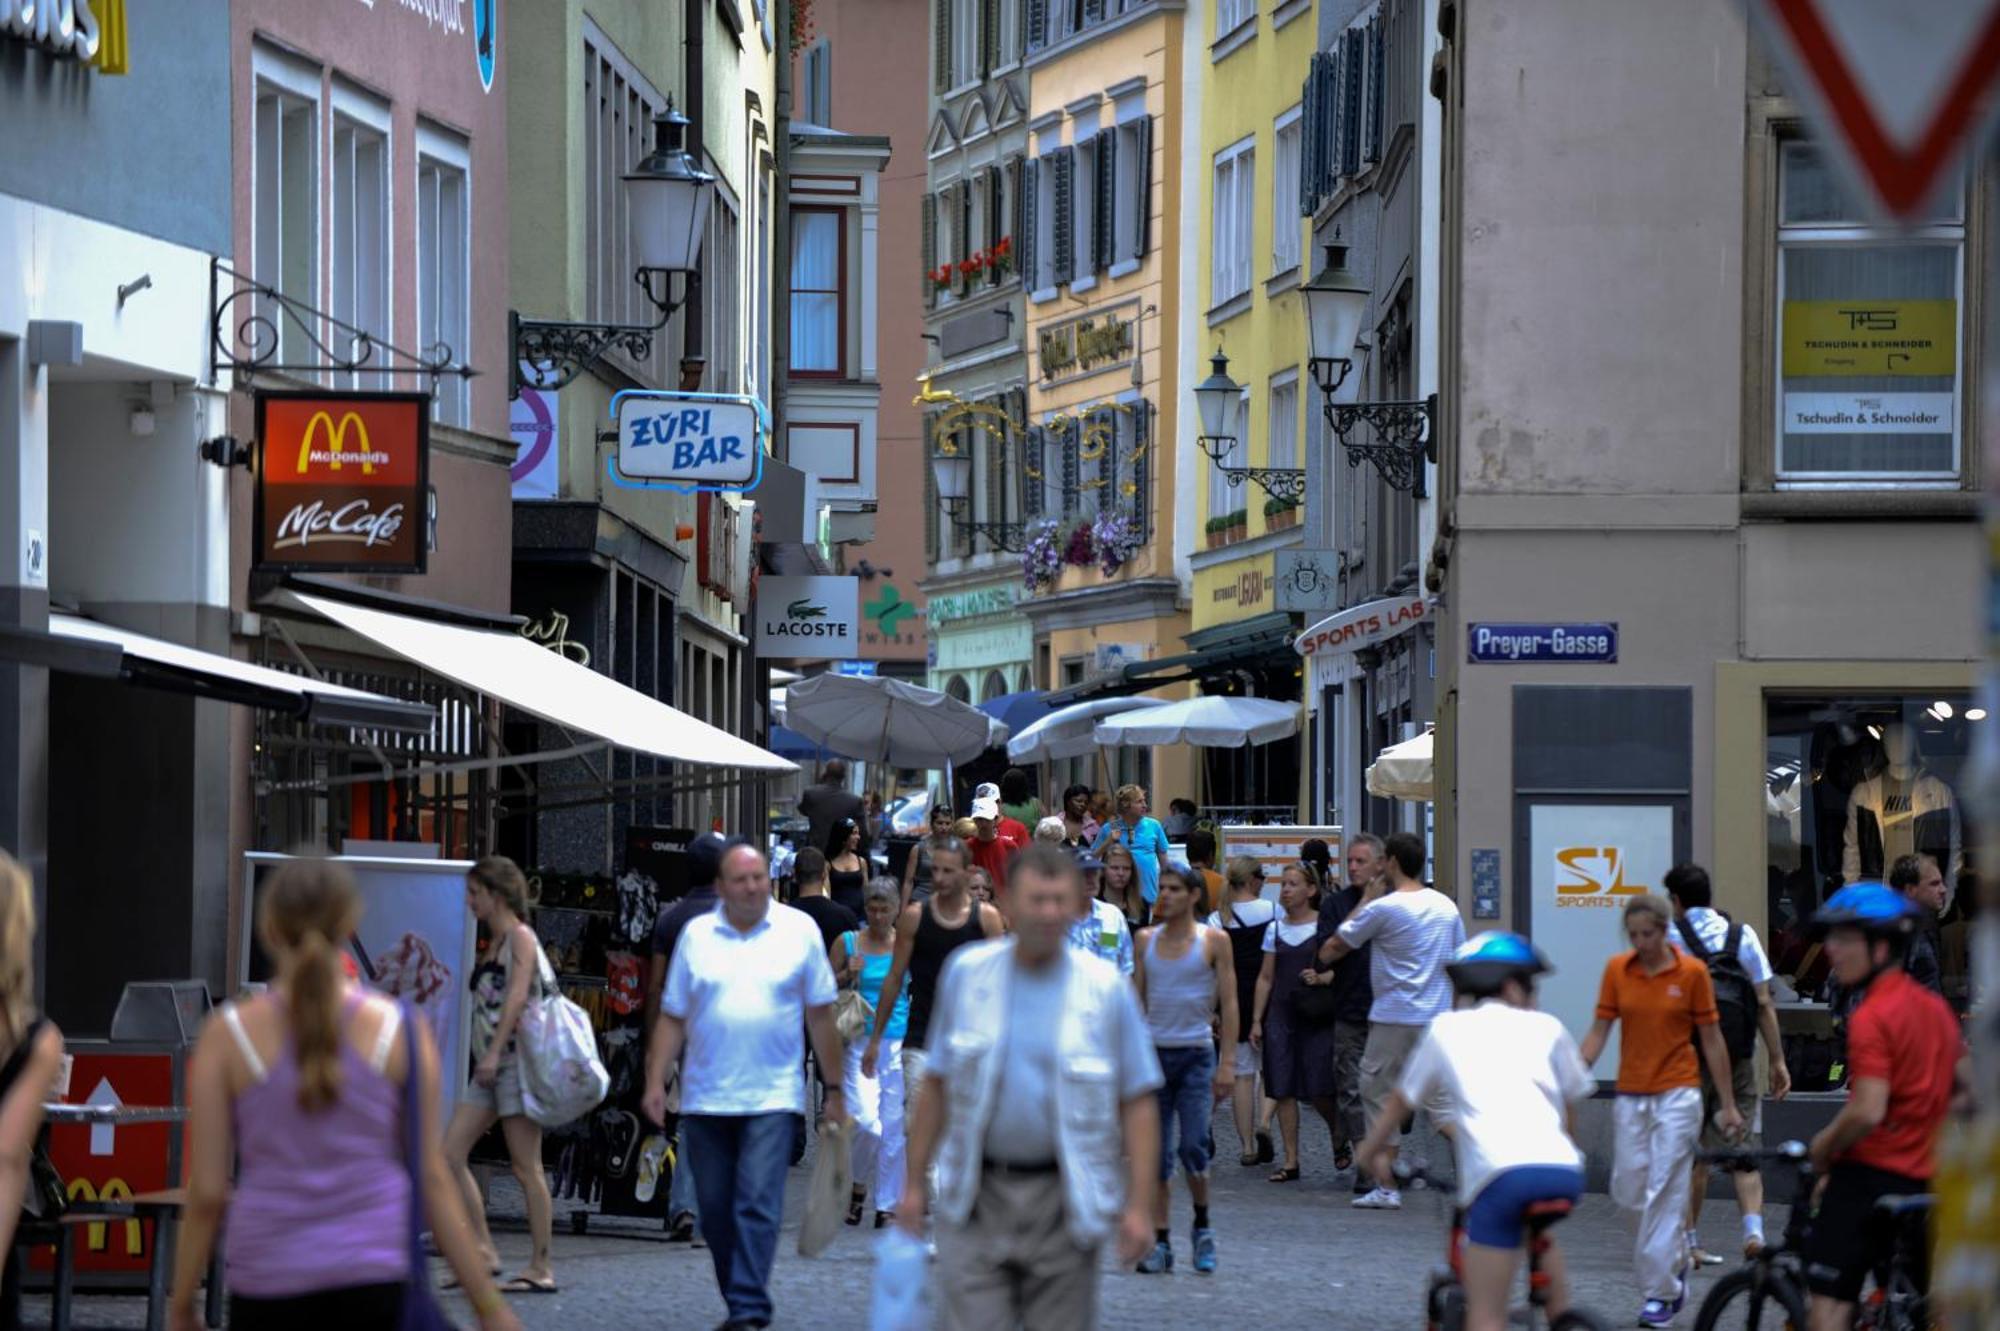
[1783,299,1956,378]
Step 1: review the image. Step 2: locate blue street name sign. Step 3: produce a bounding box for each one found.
[1466,622,1618,664]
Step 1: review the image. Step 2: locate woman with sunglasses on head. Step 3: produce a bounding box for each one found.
[825,817,869,918]
[901,803,956,907]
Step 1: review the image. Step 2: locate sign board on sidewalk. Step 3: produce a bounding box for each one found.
[1746,0,2000,221]
[613,390,762,488]
[1467,623,1619,664]
[1526,804,1677,1077]
[1219,825,1343,902]
[755,576,861,658]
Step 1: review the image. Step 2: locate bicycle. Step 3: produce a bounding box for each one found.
[1395,1161,1612,1331]
[1692,1141,1931,1331]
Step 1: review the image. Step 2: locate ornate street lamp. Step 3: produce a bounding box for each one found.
[511,99,715,398]
[930,433,1027,552]
[1302,236,1436,498]
[1193,349,1305,503]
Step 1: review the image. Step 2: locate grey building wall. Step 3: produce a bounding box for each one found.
[0,2,232,254]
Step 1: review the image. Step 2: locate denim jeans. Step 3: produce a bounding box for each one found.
[684,1112,798,1324]
[669,1119,700,1222]
[1154,1044,1216,1180]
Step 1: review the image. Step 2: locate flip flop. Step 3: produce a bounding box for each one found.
[1333,1143,1354,1172]
[1238,1151,1261,1167]
[500,1275,559,1295]
[1267,1165,1301,1183]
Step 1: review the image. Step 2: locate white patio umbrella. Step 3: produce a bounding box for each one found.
[1007,695,1172,763]
[783,673,1006,768]
[1365,727,1434,801]
[1093,695,1300,749]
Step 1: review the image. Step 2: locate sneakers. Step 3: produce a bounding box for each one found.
[1135,1239,1173,1274]
[1638,1299,1675,1328]
[1351,1187,1403,1210]
[1191,1228,1217,1275]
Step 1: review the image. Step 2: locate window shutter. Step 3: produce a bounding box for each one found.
[980,0,999,75]
[921,193,937,309]
[1364,15,1385,165]
[1132,115,1152,259]
[1027,0,1046,50]
[1083,0,1103,24]
[1092,132,1115,272]
[1130,399,1150,544]
[1060,417,1079,515]
[1052,147,1075,287]
[986,164,1005,284]
[1300,53,1324,213]
[924,415,940,560]
[1097,407,1117,517]
[955,181,972,293]
[985,405,1006,534]
[1020,157,1038,289]
[1023,422,1045,519]
[1340,31,1363,178]
[934,0,952,92]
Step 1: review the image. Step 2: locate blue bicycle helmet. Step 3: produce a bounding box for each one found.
[1807,882,1920,939]
[1446,931,1550,997]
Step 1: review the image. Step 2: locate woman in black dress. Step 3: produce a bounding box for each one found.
[825,817,869,917]
[1248,862,1340,1182]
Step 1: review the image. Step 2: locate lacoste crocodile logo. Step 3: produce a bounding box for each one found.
[787,598,828,620]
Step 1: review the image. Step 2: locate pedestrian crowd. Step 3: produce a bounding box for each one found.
[0,758,1953,1331]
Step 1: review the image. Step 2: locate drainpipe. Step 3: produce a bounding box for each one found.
[684,0,706,376]
[772,0,792,460]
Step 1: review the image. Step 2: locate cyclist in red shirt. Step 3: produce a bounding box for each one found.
[1802,883,1962,1331]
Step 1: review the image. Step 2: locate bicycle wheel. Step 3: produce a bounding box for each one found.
[1694,1265,1810,1331]
[1549,1308,1615,1331]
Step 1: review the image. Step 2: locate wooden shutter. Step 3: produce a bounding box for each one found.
[921,192,937,309]
[1020,157,1038,289]
[1300,53,1324,213]
[955,181,972,293]
[979,0,999,75]
[1026,0,1047,50]
[1364,15,1385,164]
[1052,147,1075,287]
[1131,116,1152,259]
[923,414,940,560]
[986,164,1005,285]
[1060,417,1079,515]
[1340,31,1363,178]
[1130,399,1150,544]
[934,0,952,92]
[1083,0,1104,24]
[1023,422,1045,519]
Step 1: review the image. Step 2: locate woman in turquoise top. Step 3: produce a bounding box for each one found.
[1090,783,1174,914]
[831,877,910,1227]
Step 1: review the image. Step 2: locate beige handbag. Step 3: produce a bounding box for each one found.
[833,931,876,1044]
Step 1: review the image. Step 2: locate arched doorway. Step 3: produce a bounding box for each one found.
[945,675,971,704]
[981,670,1010,703]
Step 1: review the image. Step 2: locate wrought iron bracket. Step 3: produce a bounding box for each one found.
[510,270,687,399]
[1194,434,1307,505]
[1323,393,1436,498]
[210,257,471,387]
[941,500,1028,552]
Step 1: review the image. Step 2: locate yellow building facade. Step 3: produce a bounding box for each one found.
[1018,2,1191,804]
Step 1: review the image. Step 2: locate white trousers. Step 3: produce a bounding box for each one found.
[845,1037,906,1214]
[1610,1087,1702,1302]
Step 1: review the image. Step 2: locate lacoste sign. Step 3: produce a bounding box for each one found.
[754,576,861,659]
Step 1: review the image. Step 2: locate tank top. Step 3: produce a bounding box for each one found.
[848,932,910,1042]
[469,923,545,1065]
[222,994,411,1299]
[1213,896,1278,1039]
[903,895,985,1051]
[1144,926,1218,1047]
[828,862,867,917]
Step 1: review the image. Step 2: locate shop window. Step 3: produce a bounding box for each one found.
[790,208,844,375]
[1774,143,1964,484]
[1763,694,1976,1033]
[416,123,471,428]
[330,88,390,393]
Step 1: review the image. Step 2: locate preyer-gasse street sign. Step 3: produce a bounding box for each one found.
[1467,622,1619,664]
[613,391,763,488]
[1746,0,2000,221]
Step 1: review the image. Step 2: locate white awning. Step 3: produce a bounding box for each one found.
[42,613,435,731]
[283,591,795,773]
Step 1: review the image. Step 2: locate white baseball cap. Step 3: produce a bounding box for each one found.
[974,782,1001,801]
[970,797,1001,820]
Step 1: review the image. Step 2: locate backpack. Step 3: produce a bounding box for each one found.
[1676,913,1758,1062]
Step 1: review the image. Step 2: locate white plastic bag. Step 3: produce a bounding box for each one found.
[517,949,609,1128]
[869,1226,933,1331]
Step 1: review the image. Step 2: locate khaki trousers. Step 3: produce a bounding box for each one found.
[936,1170,1099,1330]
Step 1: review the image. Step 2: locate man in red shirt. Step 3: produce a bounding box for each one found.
[966,793,1024,891]
[1802,883,1962,1331]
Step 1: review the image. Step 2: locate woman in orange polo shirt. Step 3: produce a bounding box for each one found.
[1578,895,1745,1329]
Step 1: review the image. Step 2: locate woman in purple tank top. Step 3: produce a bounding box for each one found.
[167,859,519,1331]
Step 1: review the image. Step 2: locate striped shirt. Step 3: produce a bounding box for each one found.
[1337,887,1466,1025]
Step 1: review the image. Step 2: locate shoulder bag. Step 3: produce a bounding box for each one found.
[1287,926,1342,1027]
[397,1002,458,1331]
[833,931,876,1045]
[515,932,610,1129]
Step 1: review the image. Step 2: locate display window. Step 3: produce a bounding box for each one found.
[1764,693,1977,1022]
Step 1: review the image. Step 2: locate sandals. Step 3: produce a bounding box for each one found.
[846,1186,868,1226]
[499,1274,559,1295]
[1267,1165,1301,1183]
[1333,1142,1354,1173]
[1256,1131,1276,1164]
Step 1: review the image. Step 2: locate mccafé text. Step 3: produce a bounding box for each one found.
[274,498,407,550]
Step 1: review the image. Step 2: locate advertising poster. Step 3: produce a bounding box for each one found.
[1219,825,1343,902]
[39,1051,175,1275]
[1526,804,1676,1077]
[244,854,477,1117]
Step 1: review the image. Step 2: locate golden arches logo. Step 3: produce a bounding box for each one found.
[64,1177,143,1256]
[295,411,384,476]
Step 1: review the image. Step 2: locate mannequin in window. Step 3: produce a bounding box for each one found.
[1842,722,1961,909]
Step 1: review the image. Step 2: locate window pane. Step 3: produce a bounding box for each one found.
[1781,142,1962,227]
[1269,380,1297,470]
[1778,242,1957,475]
[792,293,839,371]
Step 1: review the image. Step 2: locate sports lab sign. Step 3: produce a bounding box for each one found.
[255,392,429,573]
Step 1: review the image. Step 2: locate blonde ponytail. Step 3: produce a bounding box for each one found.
[0,852,35,1059]
[259,858,361,1113]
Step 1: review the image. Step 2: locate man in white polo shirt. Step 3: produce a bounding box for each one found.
[643,840,847,1331]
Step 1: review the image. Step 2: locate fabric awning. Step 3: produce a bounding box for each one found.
[0,613,436,731]
[283,591,795,773]
[1365,726,1434,801]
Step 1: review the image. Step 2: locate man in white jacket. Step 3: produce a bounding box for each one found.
[898,843,1162,1329]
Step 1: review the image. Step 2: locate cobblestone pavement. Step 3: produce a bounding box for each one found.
[32,1115,1791,1330]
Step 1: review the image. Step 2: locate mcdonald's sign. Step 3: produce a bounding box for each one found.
[255,392,429,573]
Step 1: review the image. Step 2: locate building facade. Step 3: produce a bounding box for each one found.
[1432,0,1984,1037]
[1014,0,1192,804]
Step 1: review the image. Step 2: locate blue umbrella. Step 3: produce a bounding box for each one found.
[767,724,830,762]
[977,691,1053,741]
